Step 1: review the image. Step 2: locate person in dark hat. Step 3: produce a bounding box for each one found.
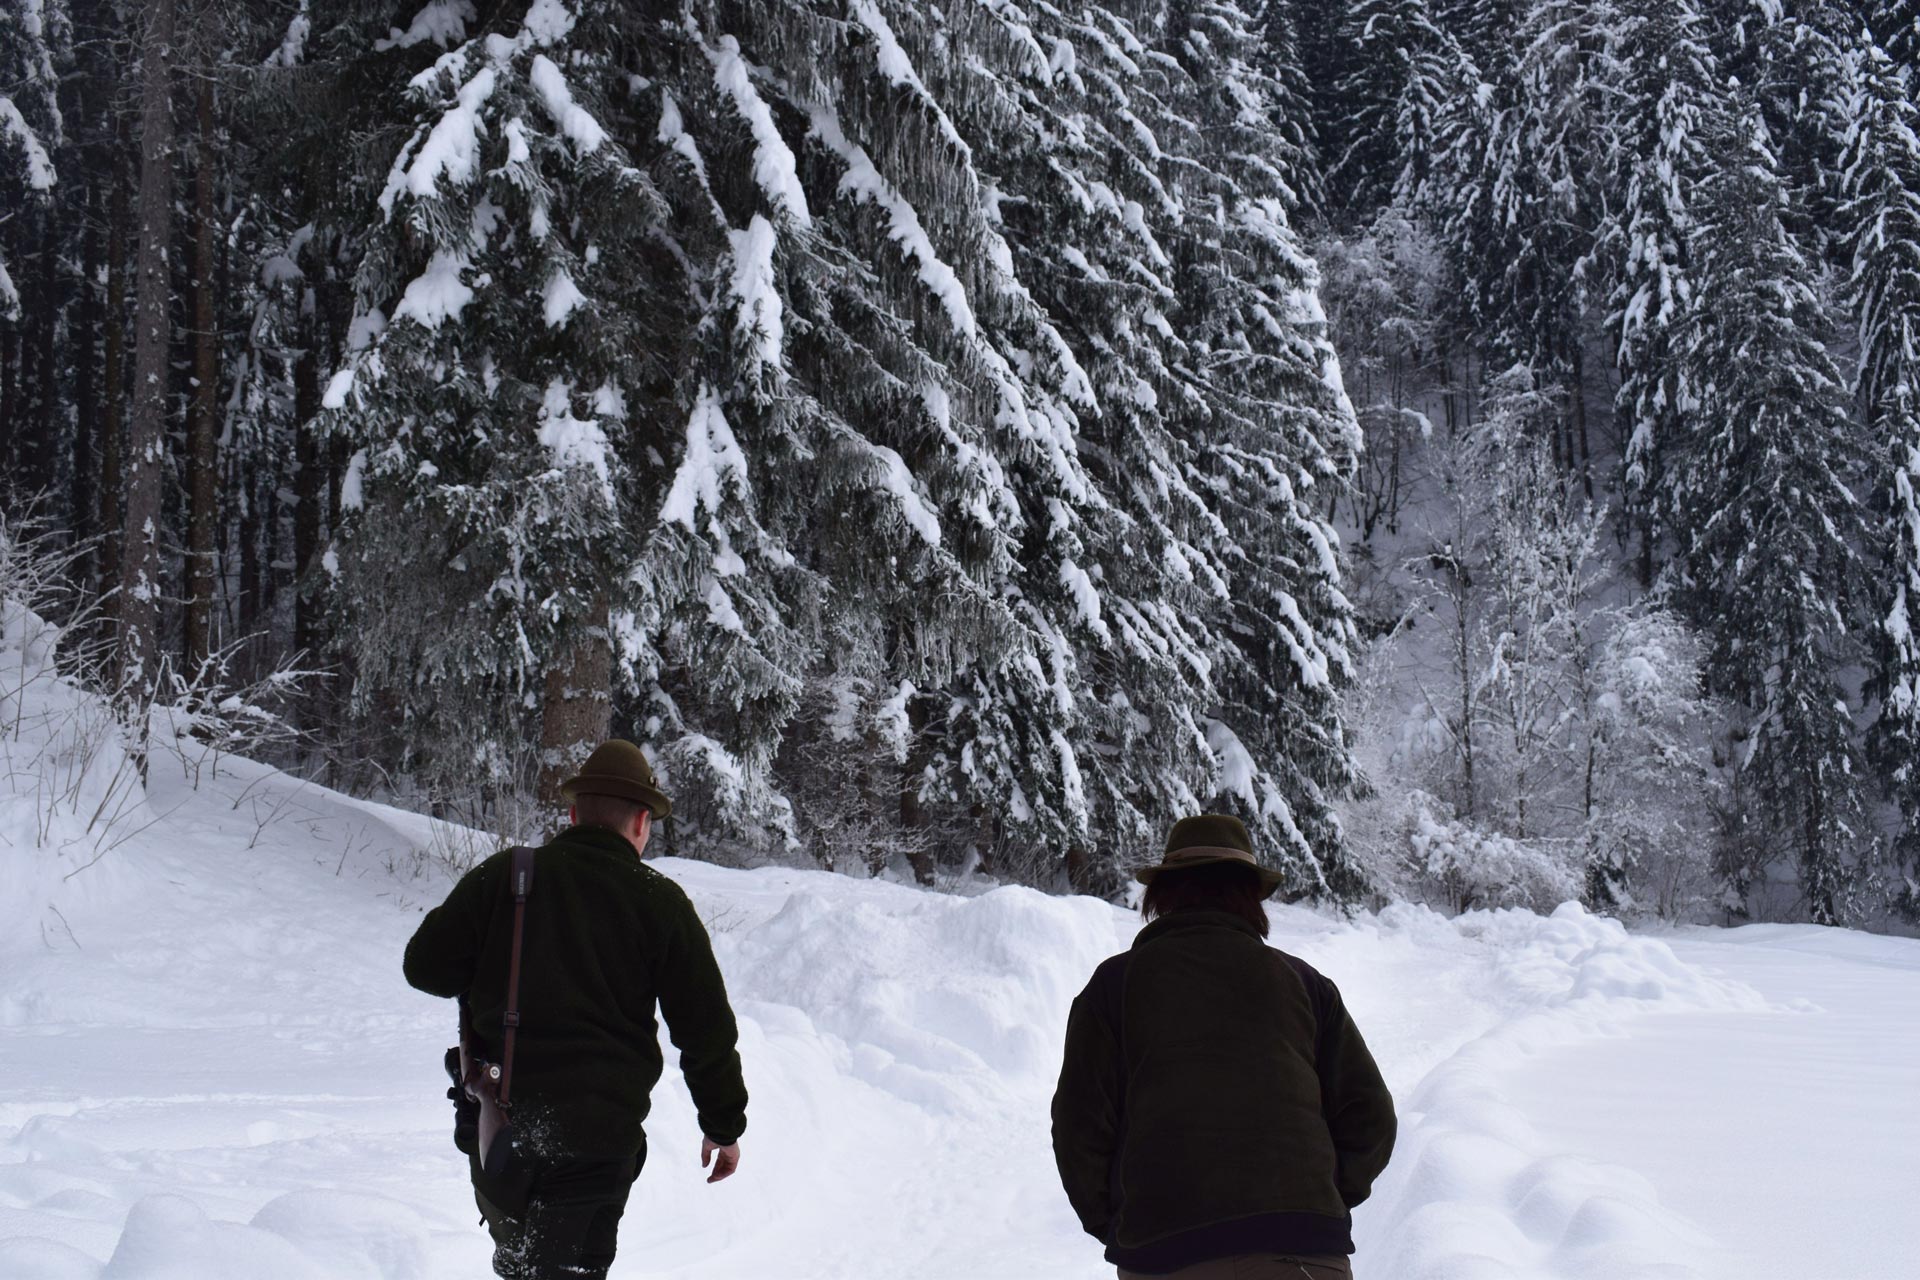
[404,739,747,1280]
[1051,814,1397,1279]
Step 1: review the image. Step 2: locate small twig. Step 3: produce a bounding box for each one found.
[63,796,190,880]
[47,903,80,950]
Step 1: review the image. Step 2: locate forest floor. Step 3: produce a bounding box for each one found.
[2,752,1916,1279]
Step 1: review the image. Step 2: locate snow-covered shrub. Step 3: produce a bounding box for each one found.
[0,517,152,948]
[1,513,314,863]
[1406,794,1582,913]
[1584,611,1722,918]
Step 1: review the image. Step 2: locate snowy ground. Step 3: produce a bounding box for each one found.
[3,748,1916,1278]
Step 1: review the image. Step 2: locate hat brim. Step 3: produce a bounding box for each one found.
[560,772,673,818]
[1136,854,1285,896]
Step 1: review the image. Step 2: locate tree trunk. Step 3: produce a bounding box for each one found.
[1636,441,1659,592]
[1063,843,1097,895]
[899,692,935,886]
[0,327,16,484]
[292,293,322,661]
[320,275,350,532]
[29,203,60,506]
[1568,344,1593,501]
[537,593,613,805]
[73,180,103,580]
[184,75,220,671]
[100,113,131,621]
[238,471,261,632]
[121,0,177,699]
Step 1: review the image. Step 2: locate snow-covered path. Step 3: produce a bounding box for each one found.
[1501,928,1920,1279]
[3,757,1915,1279]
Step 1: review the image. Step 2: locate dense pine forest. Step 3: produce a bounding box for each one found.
[3,0,1918,928]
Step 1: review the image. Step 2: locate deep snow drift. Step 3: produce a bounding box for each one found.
[3,614,1917,1278]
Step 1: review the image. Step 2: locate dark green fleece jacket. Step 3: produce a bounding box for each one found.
[403,826,747,1160]
[1051,910,1396,1273]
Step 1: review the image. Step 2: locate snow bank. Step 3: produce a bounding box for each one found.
[724,878,1116,1104]
[0,596,151,963]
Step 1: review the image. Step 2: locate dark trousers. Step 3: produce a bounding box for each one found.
[472,1141,645,1280]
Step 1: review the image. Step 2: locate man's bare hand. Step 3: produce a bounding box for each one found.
[701,1137,740,1184]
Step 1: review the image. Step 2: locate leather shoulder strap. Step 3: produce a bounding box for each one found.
[498,845,536,1106]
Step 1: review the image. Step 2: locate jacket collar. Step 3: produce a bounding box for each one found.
[554,824,640,859]
[1132,908,1263,949]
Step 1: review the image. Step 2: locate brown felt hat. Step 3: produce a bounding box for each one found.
[1135,813,1284,895]
[560,739,673,818]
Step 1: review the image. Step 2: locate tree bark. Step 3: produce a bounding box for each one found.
[184,74,219,670]
[121,0,176,699]
[292,289,322,661]
[1569,344,1593,501]
[74,182,103,578]
[100,112,131,621]
[899,691,935,886]
[28,203,60,505]
[537,593,613,805]
[0,313,15,487]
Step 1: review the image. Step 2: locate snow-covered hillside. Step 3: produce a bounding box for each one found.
[3,615,1917,1278]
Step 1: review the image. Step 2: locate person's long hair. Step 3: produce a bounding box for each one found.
[1139,861,1271,937]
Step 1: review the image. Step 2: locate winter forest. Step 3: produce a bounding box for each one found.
[5,0,1920,931]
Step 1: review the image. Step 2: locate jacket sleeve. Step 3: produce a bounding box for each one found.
[1051,965,1125,1244]
[656,887,749,1145]
[1313,977,1397,1208]
[402,858,495,998]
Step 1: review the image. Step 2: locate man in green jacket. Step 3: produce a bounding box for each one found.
[1052,815,1396,1279]
[404,740,747,1280]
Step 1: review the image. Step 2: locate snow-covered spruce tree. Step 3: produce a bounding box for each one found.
[1325,0,1465,225]
[1610,0,1722,589]
[0,0,68,553]
[1162,0,1368,898]
[0,0,61,325]
[1444,0,1623,484]
[879,0,1236,889]
[1703,0,1857,261]
[639,1,1046,865]
[1283,0,1363,213]
[1866,0,1920,66]
[1665,102,1872,925]
[688,0,1366,894]
[1248,0,1324,223]
[321,0,764,805]
[661,0,1364,894]
[1433,0,1524,79]
[1842,33,1920,918]
[837,0,1238,890]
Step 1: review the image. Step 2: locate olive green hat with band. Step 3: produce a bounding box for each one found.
[559,739,673,818]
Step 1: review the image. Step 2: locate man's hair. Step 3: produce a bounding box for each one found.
[573,791,648,832]
[1140,861,1271,937]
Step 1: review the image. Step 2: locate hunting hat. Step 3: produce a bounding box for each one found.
[1135,813,1284,895]
[560,739,673,818]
